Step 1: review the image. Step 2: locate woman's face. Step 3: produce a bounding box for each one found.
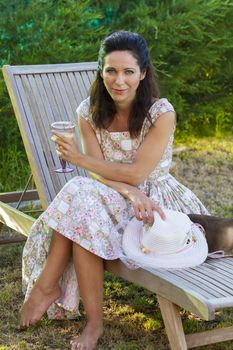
[101,50,146,107]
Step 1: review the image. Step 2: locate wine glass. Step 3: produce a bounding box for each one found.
[51,121,75,173]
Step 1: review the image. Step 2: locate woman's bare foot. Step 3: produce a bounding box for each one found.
[19,284,61,329]
[71,322,103,350]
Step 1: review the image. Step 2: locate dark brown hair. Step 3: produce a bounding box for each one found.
[90,31,160,137]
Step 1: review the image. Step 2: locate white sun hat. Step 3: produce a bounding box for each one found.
[122,209,208,269]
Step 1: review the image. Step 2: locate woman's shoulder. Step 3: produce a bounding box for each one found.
[140,98,175,137]
[76,96,90,118]
[76,97,96,130]
[149,98,175,119]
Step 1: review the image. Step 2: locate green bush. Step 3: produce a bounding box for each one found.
[0,0,106,191]
[111,0,233,136]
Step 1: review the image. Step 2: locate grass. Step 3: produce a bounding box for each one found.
[172,137,233,218]
[0,137,233,349]
[0,145,31,193]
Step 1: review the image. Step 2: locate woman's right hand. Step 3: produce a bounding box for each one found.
[125,188,166,225]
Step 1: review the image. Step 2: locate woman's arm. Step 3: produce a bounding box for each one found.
[78,118,165,224]
[54,111,175,186]
[97,176,165,225]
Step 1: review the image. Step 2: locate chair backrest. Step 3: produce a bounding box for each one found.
[3,62,98,210]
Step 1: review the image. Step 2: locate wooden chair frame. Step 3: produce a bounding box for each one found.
[1,62,233,349]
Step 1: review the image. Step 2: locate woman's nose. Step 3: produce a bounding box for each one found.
[115,74,125,85]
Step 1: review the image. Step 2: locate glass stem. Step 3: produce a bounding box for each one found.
[60,158,66,170]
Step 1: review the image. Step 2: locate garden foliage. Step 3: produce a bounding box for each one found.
[0,0,232,191]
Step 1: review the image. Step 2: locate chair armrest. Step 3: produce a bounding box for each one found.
[0,201,35,236]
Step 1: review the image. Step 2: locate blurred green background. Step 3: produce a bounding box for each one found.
[0,0,233,192]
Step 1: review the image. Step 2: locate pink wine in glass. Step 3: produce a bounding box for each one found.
[51,121,75,173]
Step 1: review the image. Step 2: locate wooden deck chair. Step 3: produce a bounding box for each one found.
[1,62,233,350]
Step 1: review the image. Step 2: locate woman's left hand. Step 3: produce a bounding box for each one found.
[125,187,166,225]
[52,132,81,165]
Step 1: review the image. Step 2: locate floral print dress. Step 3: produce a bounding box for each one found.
[22,98,209,319]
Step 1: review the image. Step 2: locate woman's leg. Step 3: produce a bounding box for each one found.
[19,231,72,328]
[71,243,104,350]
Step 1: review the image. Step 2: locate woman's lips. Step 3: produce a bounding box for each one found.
[112,88,127,95]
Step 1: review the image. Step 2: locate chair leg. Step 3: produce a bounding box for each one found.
[157,295,187,350]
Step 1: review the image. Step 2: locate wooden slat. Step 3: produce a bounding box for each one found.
[41,74,62,120]
[80,71,92,94]
[191,264,233,292]
[87,70,96,84]
[20,74,57,200]
[59,73,88,178]
[186,326,233,348]
[32,73,66,186]
[216,258,233,267]
[54,73,74,118]
[52,71,91,178]
[41,73,74,185]
[60,73,80,114]
[32,74,64,192]
[170,270,227,297]
[52,73,77,182]
[3,67,50,208]
[67,72,85,106]
[8,62,98,74]
[160,270,222,298]
[0,190,39,203]
[27,74,62,195]
[191,260,233,289]
[183,268,233,295]
[16,74,54,207]
[74,72,89,100]
[0,237,27,245]
[205,259,232,272]
[40,72,71,181]
[47,73,69,122]
[206,259,233,273]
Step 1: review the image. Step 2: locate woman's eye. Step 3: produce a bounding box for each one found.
[125,70,134,75]
[105,69,115,73]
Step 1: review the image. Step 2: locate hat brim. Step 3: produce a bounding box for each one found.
[122,218,208,269]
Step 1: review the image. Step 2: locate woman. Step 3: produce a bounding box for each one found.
[19,31,209,350]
